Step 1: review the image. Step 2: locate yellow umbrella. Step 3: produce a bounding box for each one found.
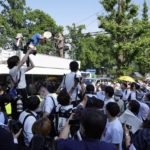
[118,76,135,82]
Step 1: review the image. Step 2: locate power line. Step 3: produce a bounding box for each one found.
[86,19,98,27]
[76,12,99,25]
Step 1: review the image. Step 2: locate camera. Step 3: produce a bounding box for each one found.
[74,74,82,83]
[22,39,37,55]
[69,105,84,138]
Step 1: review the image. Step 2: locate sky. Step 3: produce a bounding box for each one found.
[25,0,150,33]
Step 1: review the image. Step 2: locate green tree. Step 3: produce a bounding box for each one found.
[142,0,148,23]
[67,23,111,72]
[95,33,116,74]
[0,0,63,54]
[25,9,63,54]
[98,0,144,75]
[134,0,150,74]
[66,23,86,59]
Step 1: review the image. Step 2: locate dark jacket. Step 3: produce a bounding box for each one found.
[0,127,17,150]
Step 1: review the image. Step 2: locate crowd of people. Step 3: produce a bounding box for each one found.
[0,49,150,150]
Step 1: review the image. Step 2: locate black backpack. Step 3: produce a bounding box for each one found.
[57,107,72,134]
[18,110,37,146]
[47,96,58,138]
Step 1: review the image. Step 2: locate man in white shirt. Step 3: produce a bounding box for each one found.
[19,96,40,147]
[86,84,97,98]
[57,61,85,106]
[7,49,34,119]
[114,90,124,114]
[102,102,123,150]
[104,86,115,107]
[97,84,106,101]
[137,100,149,121]
[40,86,58,118]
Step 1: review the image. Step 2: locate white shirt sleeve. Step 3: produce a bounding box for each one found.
[43,97,55,114]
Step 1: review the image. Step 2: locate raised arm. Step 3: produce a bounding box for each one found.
[18,49,32,69]
[26,56,35,72]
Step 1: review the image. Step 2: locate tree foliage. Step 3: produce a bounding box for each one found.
[0,0,63,54]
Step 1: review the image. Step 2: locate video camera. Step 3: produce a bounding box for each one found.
[74,74,83,83]
[69,105,84,137]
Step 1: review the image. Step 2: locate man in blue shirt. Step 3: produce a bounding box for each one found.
[29,31,52,49]
[58,108,117,150]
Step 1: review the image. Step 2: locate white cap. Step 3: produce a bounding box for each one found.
[43,31,52,39]
[16,33,23,39]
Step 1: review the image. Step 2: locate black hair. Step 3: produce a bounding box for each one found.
[27,96,40,111]
[128,100,140,115]
[130,82,137,90]
[46,85,55,93]
[143,120,150,129]
[105,86,114,98]
[101,84,106,91]
[80,108,106,139]
[106,102,120,117]
[135,84,140,90]
[8,120,22,134]
[7,56,20,69]
[86,85,95,93]
[70,61,79,72]
[31,134,45,150]
[146,93,150,101]
[57,89,70,106]
[86,97,104,109]
[122,82,127,88]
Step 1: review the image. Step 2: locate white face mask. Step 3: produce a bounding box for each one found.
[40,95,45,99]
[114,96,120,101]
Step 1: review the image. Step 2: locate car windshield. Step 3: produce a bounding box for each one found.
[84,79,95,85]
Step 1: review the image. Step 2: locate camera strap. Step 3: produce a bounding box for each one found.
[63,74,66,89]
[10,70,21,89]
[22,110,36,133]
[74,74,79,102]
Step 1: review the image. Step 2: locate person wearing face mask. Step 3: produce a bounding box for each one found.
[114,90,124,115]
[104,86,115,107]
[39,86,58,118]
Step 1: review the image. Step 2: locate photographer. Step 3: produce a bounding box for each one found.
[13,33,24,51]
[57,90,87,134]
[7,48,35,119]
[57,61,85,107]
[58,108,117,150]
[54,32,64,58]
